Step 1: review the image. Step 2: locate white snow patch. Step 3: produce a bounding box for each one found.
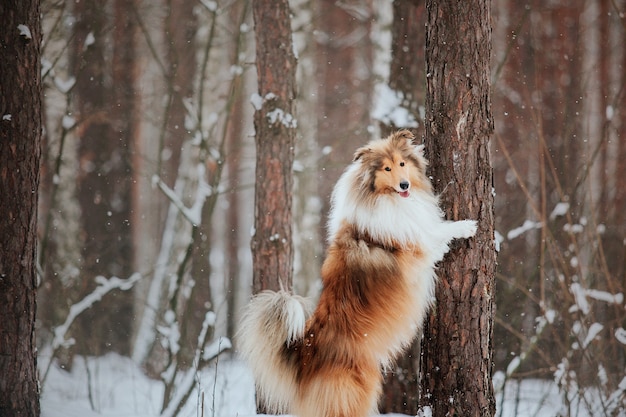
[418,406,433,417]
[494,230,504,252]
[570,284,623,315]
[506,219,543,240]
[563,223,584,233]
[371,83,418,128]
[2,114,11,121]
[266,108,297,129]
[55,76,76,94]
[84,32,95,50]
[199,0,218,11]
[39,352,597,417]
[614,328,626,345]
[586,289,623,304]
[293,159,304,172]
[62,115,76,130]
[549,201,569,220]
[506,356,521,376]
[598,364,608,387]
[581,323,603,348]
[570,283,590,315]
[18,24,32,39]
[250,92,277,111]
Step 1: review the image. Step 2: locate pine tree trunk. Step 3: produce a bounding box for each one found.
[251,0,297,293]
[421,0,496,416]
[70,0,137,356]
[0,1,42,415]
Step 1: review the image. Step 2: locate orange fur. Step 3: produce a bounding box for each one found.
[237,130,477,417]
[285,223,425,417]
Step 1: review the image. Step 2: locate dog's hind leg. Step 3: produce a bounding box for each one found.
[295,364,381,417]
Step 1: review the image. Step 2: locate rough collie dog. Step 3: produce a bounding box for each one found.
[238,130,477,417]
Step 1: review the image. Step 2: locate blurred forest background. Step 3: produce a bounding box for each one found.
[36,0,625,415]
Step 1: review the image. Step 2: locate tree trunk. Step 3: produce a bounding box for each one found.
[71,0,137,356]
[251,0,297,293]
[315,0,374,239]
[0,1,42,415]
[225,6,246,337]
[379,1,426,414]
[161,0,198,188]
[421,0,496,416]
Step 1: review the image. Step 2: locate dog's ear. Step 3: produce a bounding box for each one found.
[353,146,371,162]
[395,129,415,141]
[390,129,415,150]
[413,143,429,168]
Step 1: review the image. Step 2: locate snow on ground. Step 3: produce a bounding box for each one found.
[41,353,575,417]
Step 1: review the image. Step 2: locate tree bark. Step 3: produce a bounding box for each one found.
[315,0,374,239]
[0,1,42,415]
[421,0,496,416]
[379,1,426,414]
[251,0,297,293]
[161,0,198,188]
[71,0,136,356]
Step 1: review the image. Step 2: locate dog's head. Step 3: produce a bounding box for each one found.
[353,130,430,198]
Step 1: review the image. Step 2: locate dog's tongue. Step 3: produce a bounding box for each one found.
[399,190,410,198]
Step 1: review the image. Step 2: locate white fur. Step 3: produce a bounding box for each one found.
[237,291,313,413]
[328,159,477,264]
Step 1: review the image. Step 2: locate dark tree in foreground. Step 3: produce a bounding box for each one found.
[421,0,496,416]
[250,0,297,294]
[0,1,42,415]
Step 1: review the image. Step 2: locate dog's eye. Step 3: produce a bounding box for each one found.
[400,162,405,167]
[384,167,391,172]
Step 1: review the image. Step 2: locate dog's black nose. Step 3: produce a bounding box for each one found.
[400,180,409,190]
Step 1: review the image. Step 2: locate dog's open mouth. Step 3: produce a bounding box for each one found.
[399,190,410,198]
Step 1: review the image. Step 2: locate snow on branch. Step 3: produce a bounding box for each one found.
[159,310,230,417]
[569,283,623,315]
[506,219,543,240]
[151,163,212,226]
[51,273,142,350]
[605,377,626,415]
[40,273,143,386]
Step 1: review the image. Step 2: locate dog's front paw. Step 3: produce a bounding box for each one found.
[455,220,478,239]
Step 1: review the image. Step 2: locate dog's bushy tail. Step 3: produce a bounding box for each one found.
[237,290,312,413]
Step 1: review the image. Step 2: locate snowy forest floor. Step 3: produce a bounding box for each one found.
[39,352,578,417]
